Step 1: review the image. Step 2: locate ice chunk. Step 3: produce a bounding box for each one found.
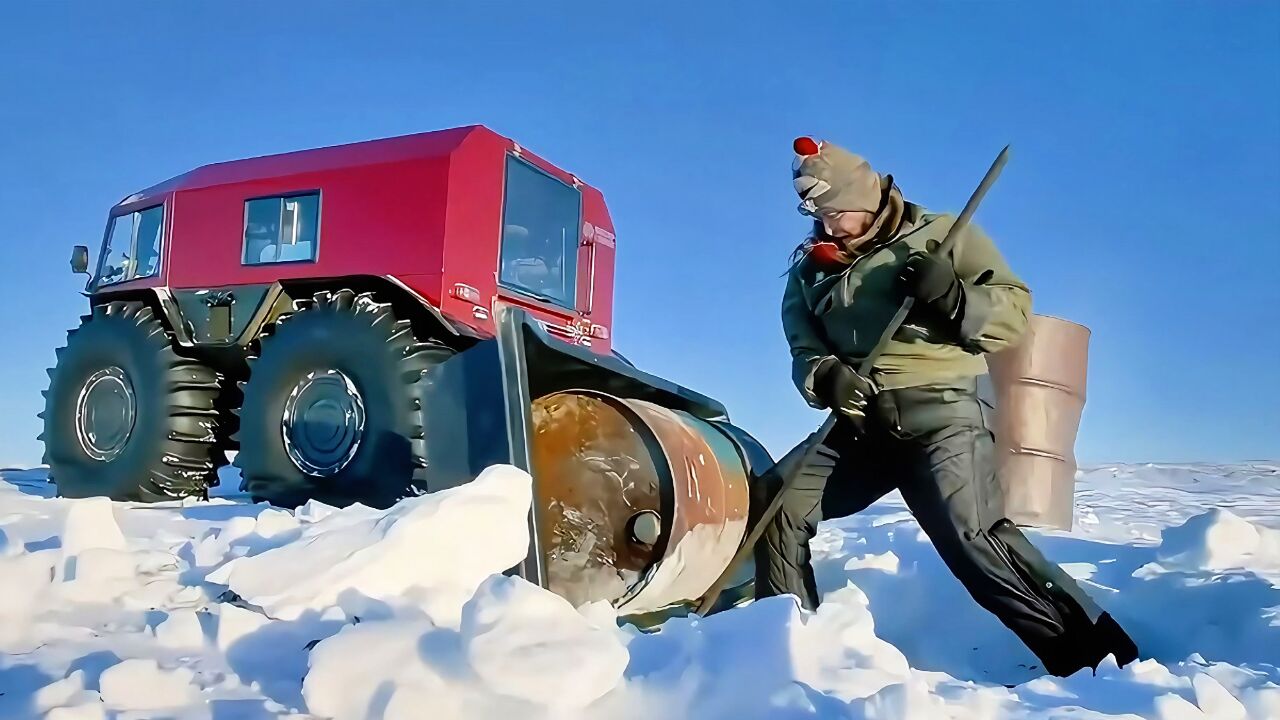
[254,507,300,538]
[460,574,628,708]
[303,619,460,720]
[0,550,55,611]
[1191,673,1247,720]
[155,610,207,649]
[99,658,197,710]
[1124,658,1184,688]
[208,465,533,622]
[1241,685,1280,720]
[186,530,229,568]
[1154,692,1210,720]
[295,498,341,523]
[843,550,900,573]
[216,603,271,651]
[220,515,259,544]
[60,497,126,555]
[34,669,85,711]
[0,549,57,645]
[56,546,146,604]
[66,547,135,584]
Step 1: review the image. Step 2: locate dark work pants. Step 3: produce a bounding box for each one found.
[755,380,1124,675]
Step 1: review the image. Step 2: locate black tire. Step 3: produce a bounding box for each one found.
[211,374,244,472]
[41,301,224,501]
[234,289,454,509]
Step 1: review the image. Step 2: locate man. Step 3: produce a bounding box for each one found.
[757,136,1139,677]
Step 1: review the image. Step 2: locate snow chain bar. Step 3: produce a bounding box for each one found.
[695,145,1011,617]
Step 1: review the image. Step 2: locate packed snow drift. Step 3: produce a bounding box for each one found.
[1,461,1277,719]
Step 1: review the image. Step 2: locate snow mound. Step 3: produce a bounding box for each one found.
[207,465,533,623]
[1155,509,1280,573]
[304,575,629,719]
[460,575,629,707]
[789,584,911,701]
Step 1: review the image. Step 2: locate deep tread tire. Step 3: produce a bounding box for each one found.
[234,289,454,509]
[41,301,224,501]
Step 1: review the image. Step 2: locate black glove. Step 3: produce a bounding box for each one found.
[899,252,964,325]
[814,360,876,430]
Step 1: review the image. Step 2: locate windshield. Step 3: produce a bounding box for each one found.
[498,156,581,309]
[98,205,163,286]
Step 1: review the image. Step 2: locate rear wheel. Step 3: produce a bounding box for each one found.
[234,289,454,508]
[41,301,224,501]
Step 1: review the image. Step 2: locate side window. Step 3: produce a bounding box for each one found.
[242,192,320,265]
[498,156,581,309]
[97,205,164,286]
[133,206,164,278]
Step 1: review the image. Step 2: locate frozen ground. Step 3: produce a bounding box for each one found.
[1,461,1277,719]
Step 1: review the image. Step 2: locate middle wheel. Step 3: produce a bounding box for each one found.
[234,289,454,508]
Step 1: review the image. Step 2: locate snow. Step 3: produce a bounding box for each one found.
[153,610,206,650]
[43,705,104,720]
[459,575,629,706]
[303,575,630,719]
[1154,509,1280,574]
[59,498,126,557]
[98,658,198,710]
[215,603,272,652]
[33,670,93,713]
[206,465,533,624]
[0,461,1277,719]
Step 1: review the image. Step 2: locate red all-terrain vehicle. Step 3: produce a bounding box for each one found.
[42,126,771,616]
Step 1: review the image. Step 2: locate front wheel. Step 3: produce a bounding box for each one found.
[41,301,225,501]
[234,289,454,508]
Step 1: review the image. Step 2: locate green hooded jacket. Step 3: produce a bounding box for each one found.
[782,202,1031,405]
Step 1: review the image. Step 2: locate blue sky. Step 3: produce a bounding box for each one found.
[1,2,1277,466]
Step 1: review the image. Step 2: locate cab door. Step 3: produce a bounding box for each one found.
[494,154,592,346]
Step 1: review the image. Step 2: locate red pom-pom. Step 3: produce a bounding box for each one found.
[793,136,821,156]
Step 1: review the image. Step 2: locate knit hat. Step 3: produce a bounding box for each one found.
[792,137,883,216]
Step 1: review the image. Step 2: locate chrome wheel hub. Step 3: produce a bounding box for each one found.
[76,367,136,462]
[281,369,366,476]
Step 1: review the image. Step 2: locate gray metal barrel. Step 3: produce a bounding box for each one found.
[984,314,1090,530]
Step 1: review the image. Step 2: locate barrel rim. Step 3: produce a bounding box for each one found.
[1029,312,1092,336]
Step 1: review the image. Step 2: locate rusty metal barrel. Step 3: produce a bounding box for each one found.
[985,314,1090,530]
[528,391,750,613]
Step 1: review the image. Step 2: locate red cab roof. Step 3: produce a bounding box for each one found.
[121,125,496,205]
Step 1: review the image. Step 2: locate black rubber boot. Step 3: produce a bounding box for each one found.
[1033,634,1101,677]
[1092,612,1140,668]
[1030,611,1140,677]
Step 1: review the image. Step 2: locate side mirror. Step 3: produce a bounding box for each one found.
[70,246,89,275]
